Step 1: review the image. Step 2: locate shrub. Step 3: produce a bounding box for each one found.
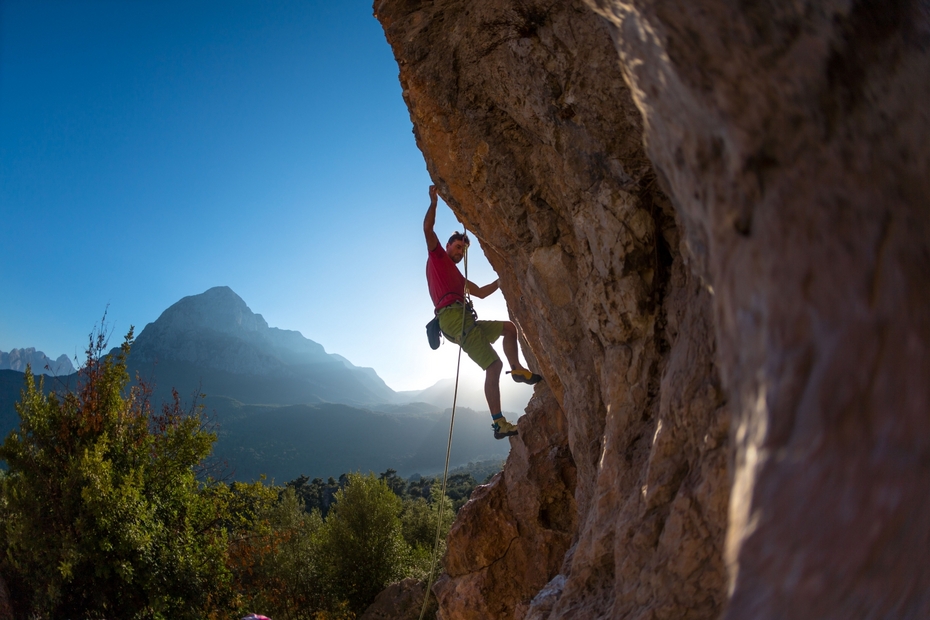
[313,473,408,614]
[226,483,323,619]
[0,327,230,619]
[399,490,455,580]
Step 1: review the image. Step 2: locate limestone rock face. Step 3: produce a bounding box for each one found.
[435,386,579,619]
[586,1,930,618]
[378,1,729,618]
[377,0,930,618]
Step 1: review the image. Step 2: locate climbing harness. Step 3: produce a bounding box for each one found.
[418,236,472,620]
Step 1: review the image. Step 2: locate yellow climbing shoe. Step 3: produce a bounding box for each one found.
[508,368,543,385]
[492,418,518,440]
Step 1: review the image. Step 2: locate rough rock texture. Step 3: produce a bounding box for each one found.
[435,386,581,619]
[587,1,930,618]
[359,578,436,620]
[378,0,930,618]
[378,2,729,618]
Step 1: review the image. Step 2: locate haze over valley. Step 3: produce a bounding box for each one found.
[0,286,532,481]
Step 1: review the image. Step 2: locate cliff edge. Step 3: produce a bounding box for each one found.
[376,1,929,618]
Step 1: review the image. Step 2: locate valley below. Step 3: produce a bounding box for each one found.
[1,286,529,482]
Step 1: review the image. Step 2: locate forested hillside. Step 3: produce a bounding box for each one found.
[0,329,494,618]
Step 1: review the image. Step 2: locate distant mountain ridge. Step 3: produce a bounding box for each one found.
[0,348,74,376]
[127,286,395,405]
[2,287,529,480]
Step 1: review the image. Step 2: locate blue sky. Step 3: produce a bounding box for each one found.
[0,0,518,396]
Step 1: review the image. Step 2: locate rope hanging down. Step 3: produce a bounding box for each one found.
[418,235,471,620]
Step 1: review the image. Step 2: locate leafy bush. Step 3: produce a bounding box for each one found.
[226,483,323,619]
[313,473,409,614]
[0,325,470,619]
[399,494,454,582]
[0,328,230,619]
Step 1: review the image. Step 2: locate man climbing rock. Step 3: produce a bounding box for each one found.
[424,184,542,440]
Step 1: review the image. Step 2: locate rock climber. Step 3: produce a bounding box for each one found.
[424,184,542,440]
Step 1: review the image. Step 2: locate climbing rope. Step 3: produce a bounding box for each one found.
[419,237,471,620]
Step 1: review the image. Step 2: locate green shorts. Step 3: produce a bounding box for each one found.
[437,304,504,370]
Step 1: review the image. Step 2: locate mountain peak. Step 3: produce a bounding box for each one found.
[156,286,269,337]
[127,287,395,405]
[131,287,285,371]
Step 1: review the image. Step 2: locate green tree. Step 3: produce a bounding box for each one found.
[313,472,408,614]
[378,468,407,497]
[0,327,230,619]
[398,492,454,581]
[444,473,478,510]
[405,475,434,501]
[286,474,342,517]
[225,483,324,620]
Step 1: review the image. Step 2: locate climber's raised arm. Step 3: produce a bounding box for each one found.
[424,185,440,251]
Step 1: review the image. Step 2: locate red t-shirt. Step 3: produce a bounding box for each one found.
[426,244,466,310]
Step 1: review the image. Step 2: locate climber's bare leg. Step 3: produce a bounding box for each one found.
[485,359,503,414]
[501,321,522,370]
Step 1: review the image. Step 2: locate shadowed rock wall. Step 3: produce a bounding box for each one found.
[376,0,929,618]
[587,1,930,617]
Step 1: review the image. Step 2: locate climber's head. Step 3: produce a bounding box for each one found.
[446,231,470,264]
